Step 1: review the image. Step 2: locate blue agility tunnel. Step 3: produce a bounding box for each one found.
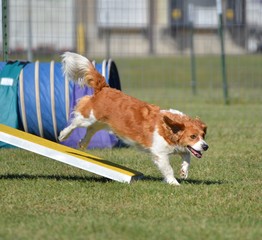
[0,59,121,149]
[18,61,69,141]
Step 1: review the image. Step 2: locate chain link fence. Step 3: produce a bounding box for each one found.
[1,0,262,104]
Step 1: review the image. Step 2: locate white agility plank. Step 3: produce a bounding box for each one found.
[0,124,143,183]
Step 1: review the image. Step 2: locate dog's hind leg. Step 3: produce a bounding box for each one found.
[78,122,107,149]
[58,110,97,142]
[180,152,191,179]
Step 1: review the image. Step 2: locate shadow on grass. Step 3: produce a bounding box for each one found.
[0,173,111,183]
[0,174,225,185]
[182,178,225,185]
[142,175,225,185]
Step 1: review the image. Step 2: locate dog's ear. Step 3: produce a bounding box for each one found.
[203,125,207,134]
[163,115,185,134]
[195,117,207,134]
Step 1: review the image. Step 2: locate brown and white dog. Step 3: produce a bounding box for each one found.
[58,52,209,185]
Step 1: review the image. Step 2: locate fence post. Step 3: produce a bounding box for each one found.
[216,0,229,105]
[2,0,9,61]
[188,4,196,95]
[148,0,155,55]
[189,22,196,95]
[27,0,33,61]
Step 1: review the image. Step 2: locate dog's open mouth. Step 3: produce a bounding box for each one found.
[187,146,202,158]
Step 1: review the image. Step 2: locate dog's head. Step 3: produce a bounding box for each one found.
[163,113,208,158]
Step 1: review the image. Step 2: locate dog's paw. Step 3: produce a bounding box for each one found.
[58,135,63,142]
[165,178,180,186]
[180,169,188,179]
[180,163,189,179]
[78,140,87,150]
[58,130,67,142]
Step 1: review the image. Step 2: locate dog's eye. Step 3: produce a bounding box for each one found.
[190,134,197,139]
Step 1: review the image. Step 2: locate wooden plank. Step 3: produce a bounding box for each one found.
[0,124,143,183]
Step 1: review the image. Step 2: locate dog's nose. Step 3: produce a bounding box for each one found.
[202,144,209,151]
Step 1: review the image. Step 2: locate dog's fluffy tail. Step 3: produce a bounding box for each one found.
[61,52,109,93]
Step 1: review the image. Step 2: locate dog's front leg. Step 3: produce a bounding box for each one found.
[180,152,191,179]
[152,154,180,186]
[59,112,96,143]
[58,124,76,142]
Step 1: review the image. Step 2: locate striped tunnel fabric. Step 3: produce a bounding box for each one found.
[18,62,71,141]
[16,59,121,148]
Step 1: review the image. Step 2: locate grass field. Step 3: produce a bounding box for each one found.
[0,56,262,240]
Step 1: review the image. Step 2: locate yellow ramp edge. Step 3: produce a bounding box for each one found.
[0,124,144,183]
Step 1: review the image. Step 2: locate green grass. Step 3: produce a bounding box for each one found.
[0,55,262,239]
[115,55,262,104]
[1,103,261,240]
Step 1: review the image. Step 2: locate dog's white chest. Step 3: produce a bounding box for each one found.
[150,129,175,155]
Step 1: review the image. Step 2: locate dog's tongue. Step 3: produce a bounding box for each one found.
[187,146,202,158]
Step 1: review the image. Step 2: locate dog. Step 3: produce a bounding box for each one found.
[58,52,209,185]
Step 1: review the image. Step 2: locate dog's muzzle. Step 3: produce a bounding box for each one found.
[187,141,208,159]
